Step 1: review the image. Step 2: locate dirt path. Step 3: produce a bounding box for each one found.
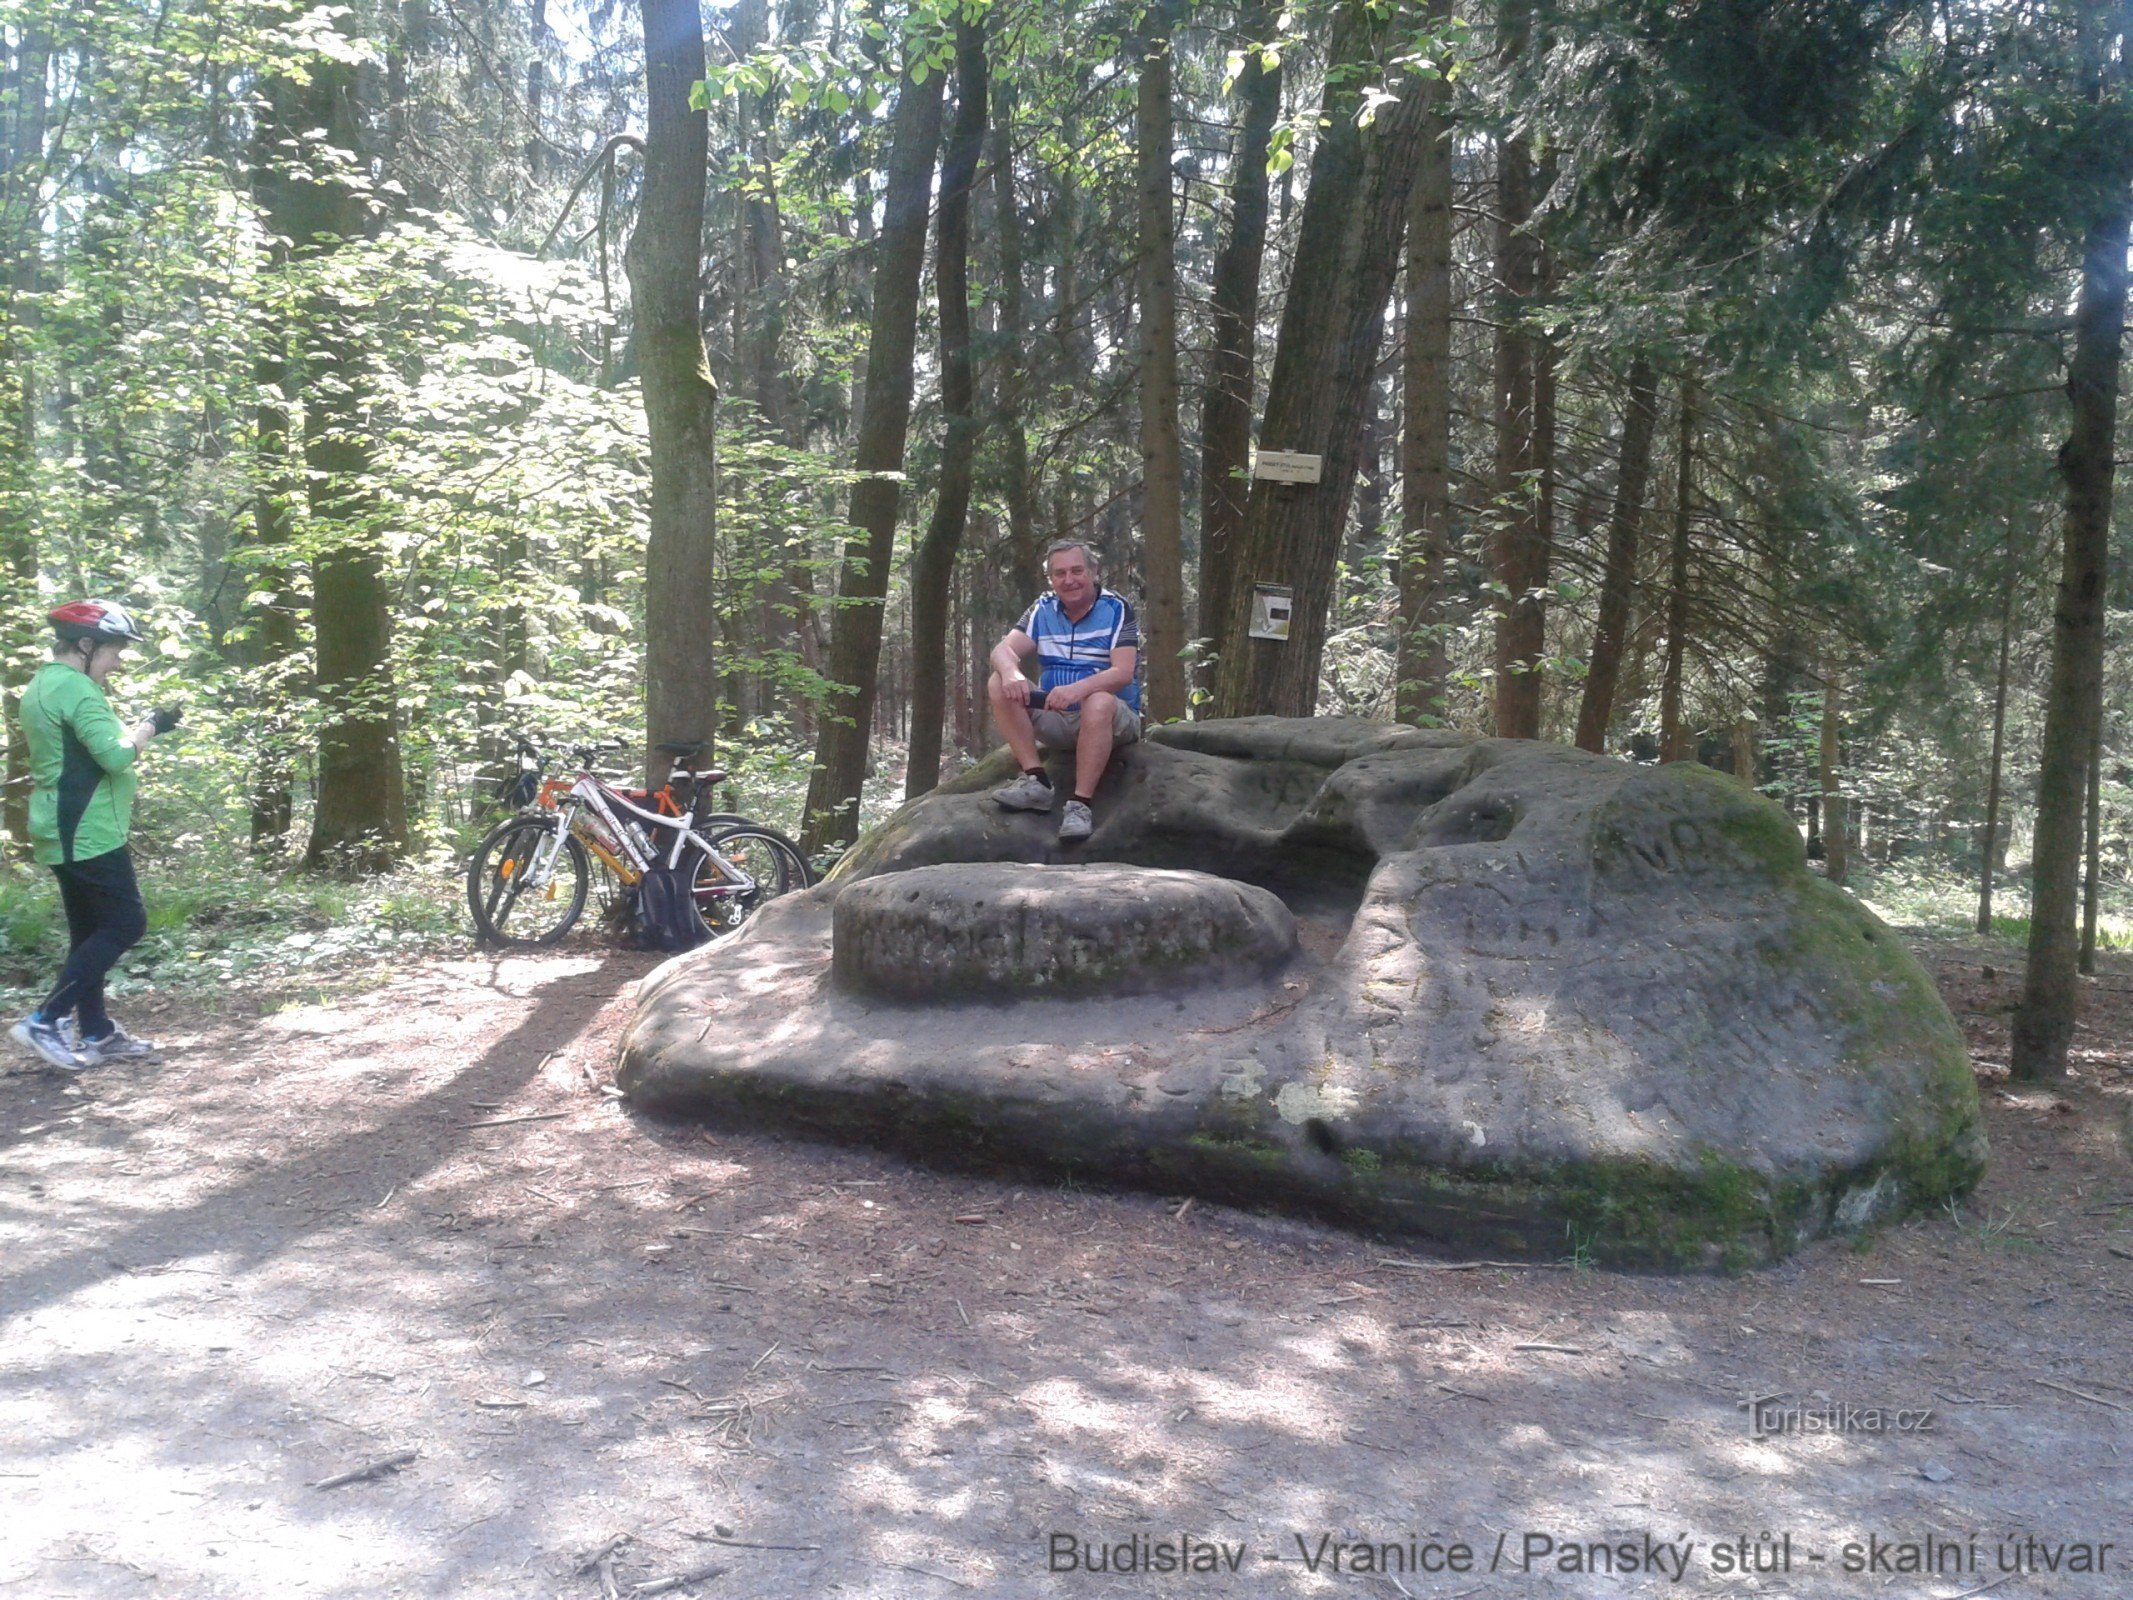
[3,944,2131,1598]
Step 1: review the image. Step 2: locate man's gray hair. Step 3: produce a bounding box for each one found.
[1043,539,1098,572]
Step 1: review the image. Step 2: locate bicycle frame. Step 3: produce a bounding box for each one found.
[524,769,760,899]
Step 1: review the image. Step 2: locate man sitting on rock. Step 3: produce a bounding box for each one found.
[987,539,1142,841]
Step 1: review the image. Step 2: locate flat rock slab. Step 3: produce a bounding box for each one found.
[620,717,1986,1268]
[832,862,1297,1000]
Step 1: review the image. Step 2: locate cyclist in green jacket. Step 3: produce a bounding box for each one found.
[9,600,176,1071]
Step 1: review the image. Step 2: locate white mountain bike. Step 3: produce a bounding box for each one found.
[466,737,812,948]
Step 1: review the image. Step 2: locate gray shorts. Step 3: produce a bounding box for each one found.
[1032,698,1143,751]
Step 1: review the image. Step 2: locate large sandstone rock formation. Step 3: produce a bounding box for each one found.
[620,718,1984,1267]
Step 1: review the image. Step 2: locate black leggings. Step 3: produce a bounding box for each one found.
[40,847,148,1040]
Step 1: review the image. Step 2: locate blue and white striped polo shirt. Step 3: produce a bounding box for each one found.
[1017,589,1142,712]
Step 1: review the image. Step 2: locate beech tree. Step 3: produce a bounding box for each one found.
[627,0,720,791]
[284,19,408,870]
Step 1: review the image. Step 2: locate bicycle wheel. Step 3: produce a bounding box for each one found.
[690,825,814,937]
[468,815,590,947]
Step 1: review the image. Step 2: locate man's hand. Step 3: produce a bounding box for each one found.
[1043,682,1088,712]
[129,717,157,752]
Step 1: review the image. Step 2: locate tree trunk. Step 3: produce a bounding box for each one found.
[0,27,48,855]
[288,27,408,871]
[732,0,813,725]
[245,77,304,851]
[1053,111,1093,377]
[626,0,721,789]
[1977,535,2015,934]
[1514,287,1557,728]
[1820,675,1848,886]
[1396,49,1452,726]
[800,49,944,853]
[1490,39,1542,739]
[1732,717,1757,788]
[525,0,548,179]
[1198,19,1280,683]
[2012,183,2128,1079]
[1351,386,1386,568]
[1135,0,1186,722]
[952,558,976,754]
[989,81,1040,590]
[2082,709,2104,974]
[1573,356,1659,752]
[906,15,986,798]
[1657,376,1697,763]
[1209,4,1428,717]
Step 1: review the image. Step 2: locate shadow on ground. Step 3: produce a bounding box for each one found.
[2,946,2129,1597]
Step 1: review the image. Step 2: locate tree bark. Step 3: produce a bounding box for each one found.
[245,75,305,851]
[1977,534,2015,933]
[2012,184,2128,1079]
[1507,282,1556,729]
[1657,376,1697,763]
[1732,717,1757,788]
[2081,710,2103,974]
[1490,28,1543,739]
[1198,19,1281,685]
[1573,356,1659,752]
[288,24,409,871]
[1820,675,1848,886]
[1135,0,1186,722]
[906,16,987,798]
[988,81,1040,590]
[731,0,813,726]
[0,27,48,854]
[626,0,721,790]
[800,48,943,853]
[1396,51,1452,726]
[1209,4,1429,717]
[525,0,548,179]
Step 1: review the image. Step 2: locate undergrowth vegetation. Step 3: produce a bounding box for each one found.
[0,852,467,1013]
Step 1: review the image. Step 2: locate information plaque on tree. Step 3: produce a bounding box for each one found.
[1252,450,1323,484]
[1249,585,1294,641]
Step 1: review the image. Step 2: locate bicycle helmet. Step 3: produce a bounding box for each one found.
[49,599,148,645]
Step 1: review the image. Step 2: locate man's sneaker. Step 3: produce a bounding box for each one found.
[993,772,1056,812]
[1057,799,1094,841]
[77,1023,157,1064]
[10,1014,84,1071]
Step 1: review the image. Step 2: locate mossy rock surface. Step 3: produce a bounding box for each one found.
[832,862,1296,1001]
[620,717,1985,1268]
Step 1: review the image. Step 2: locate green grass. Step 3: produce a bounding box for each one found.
[1851,859,2133,945]
[1,846,469,1012]
[1978,912,2133,950]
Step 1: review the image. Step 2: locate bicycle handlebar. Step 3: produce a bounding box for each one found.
[510,733,632,769]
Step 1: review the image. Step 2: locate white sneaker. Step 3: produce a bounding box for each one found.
[10,1015,84,1071]
[77,1023,157,1063]
[1057,799,1094,841]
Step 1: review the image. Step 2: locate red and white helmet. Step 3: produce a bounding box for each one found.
[49,599,148,645]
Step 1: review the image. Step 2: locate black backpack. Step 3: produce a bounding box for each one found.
[629,863,710,951]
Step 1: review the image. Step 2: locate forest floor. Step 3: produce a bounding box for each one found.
[3,934,2132,1599]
